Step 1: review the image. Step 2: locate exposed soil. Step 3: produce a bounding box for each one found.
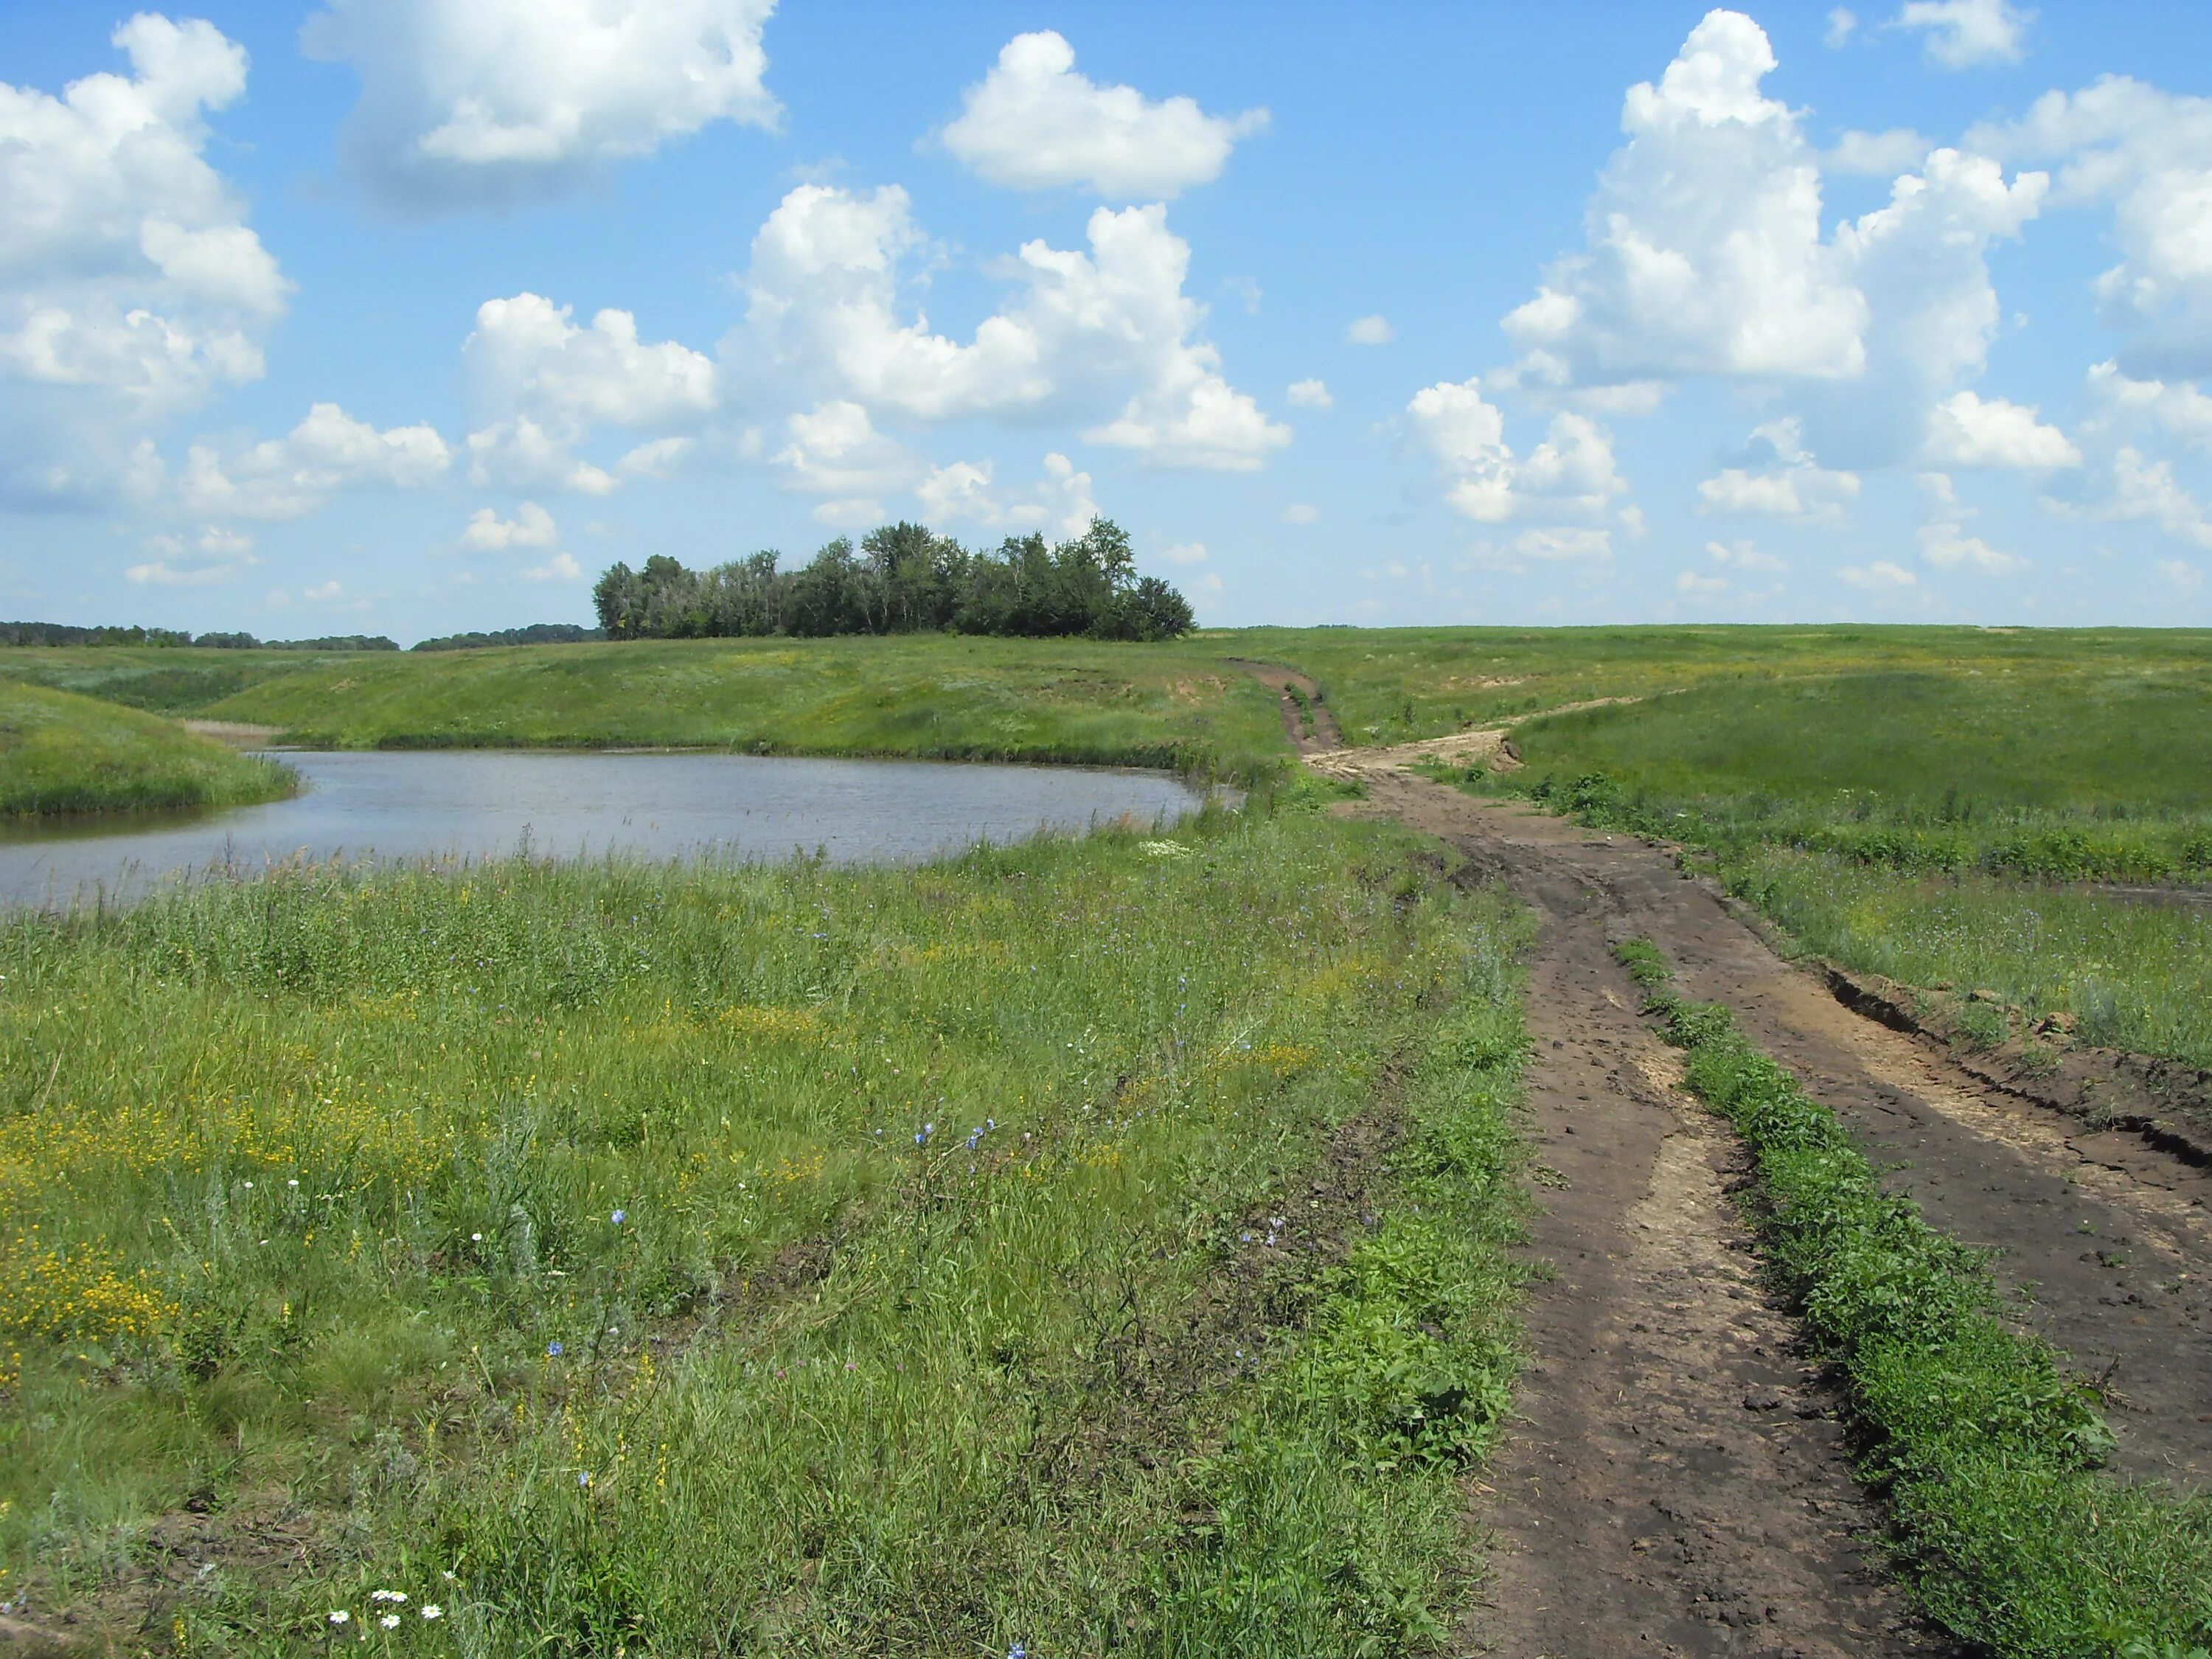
[1229,660,1342,753]
[1323,748,2212,1655]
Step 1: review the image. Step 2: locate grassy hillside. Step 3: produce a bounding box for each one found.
[199,634,1288,781]
[1435,660,2212,1065]
[1208,625,2212,748]
[0,807,1529,1649]
[0,645,383,715]
[0,681,296,817]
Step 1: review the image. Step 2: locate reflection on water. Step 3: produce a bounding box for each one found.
[0,749,1208,911]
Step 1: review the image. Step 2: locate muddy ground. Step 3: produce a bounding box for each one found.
[1305,727,2212,1658]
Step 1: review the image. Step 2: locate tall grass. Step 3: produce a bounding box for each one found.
[0,681,296,817]
[0,805,1527,1650]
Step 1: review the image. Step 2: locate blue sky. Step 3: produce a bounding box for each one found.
[4,1,2212,641]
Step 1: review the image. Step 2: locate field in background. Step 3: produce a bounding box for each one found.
[0,806,1529,1650]
[0,681,297,818]
[1436,658,2212,1066]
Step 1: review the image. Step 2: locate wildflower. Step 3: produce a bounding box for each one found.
[329,1610,349,1626]
[611,1208,627,1225]
[421,1606,442,1621]
[372,1590,407,1604]
[915,1121,934,1146]
[471,1233,483,1242]
[546,1340,563,1357]
[1009,1644,1028,1659]
[288,1179,299,1189]
[381,1614,402,1630]
[965,1128,982,1150]
[577,1470,592,1486]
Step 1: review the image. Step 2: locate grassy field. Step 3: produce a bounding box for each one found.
[1418,651,2212,1068]
[0,802,1529,1652]
[1212,625,2212,749]
[178,636,1291,785]
[0,647,378,717]
[0,681,296,818]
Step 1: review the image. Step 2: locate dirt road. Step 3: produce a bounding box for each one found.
[1317,745,2212,1657]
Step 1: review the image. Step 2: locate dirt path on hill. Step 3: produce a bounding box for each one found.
[1228,660,1342,753]
[1318,745,2212,1657]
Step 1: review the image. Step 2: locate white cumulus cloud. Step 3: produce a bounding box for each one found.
[1841,559,1917,588]
[1924,390,2081,467]
[303,0,779,209]
[1920,518,2027,574]
[459,501,557,552]
[1407,376,1627,525]
[1975,80,2212,376]
[0,15,288,507]
[184,403,451,520]
[1157,541,1208,565]
[1287,378,1333,408]
[1893,0,2030,69]
[463,293,715,492]
[727,184,1285,470]
[1346,315,1394,346]
[1501,13,2047,469]
[915,452,1098,540]
[2082,361,2212,449]
[939,31,1265,198]
[1697,417,1862,521]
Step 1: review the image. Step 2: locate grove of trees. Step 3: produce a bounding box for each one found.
[591,518,1197,643]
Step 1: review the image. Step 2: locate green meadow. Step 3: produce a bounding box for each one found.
[147,636,1284,785]
[0,804,1528,1652]
[0,681,296,818]
[1433,651,2212,1066]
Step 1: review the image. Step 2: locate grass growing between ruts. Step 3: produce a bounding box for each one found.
[1,804,1528,1652]
[1621,939,2212,1659]
[0,681,296,818]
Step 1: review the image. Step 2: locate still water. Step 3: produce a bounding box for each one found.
[0,749,1208,910]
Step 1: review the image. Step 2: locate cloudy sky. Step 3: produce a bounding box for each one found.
[4,1,2211,640]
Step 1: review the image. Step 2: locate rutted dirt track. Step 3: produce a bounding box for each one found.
[1318,747,2212,1656]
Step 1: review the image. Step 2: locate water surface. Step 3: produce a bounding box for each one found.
[0,749,1206,910]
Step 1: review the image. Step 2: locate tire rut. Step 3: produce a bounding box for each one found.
[1326,760,2212,1653]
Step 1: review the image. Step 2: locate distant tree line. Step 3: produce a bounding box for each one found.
[0,622,397,650]
[411,623,605,652]
[591,518,1196,642]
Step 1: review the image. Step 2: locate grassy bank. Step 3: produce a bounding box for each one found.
[0,681,296,818]
[0,804,1527,1650]
[1433,662,2212,1068]
[1620,940,2212,1658]
[0,646,380,717]
[195,635,1287,784]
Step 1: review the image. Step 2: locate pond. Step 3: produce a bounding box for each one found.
[0,749,1211,911]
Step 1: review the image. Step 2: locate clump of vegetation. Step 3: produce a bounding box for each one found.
[0,681,296,817]
[411,623,605,652]
[1622,940,2212,1659]
[1,622,397,651]
[593,517,1197,642]
[1,810,1527,1649]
